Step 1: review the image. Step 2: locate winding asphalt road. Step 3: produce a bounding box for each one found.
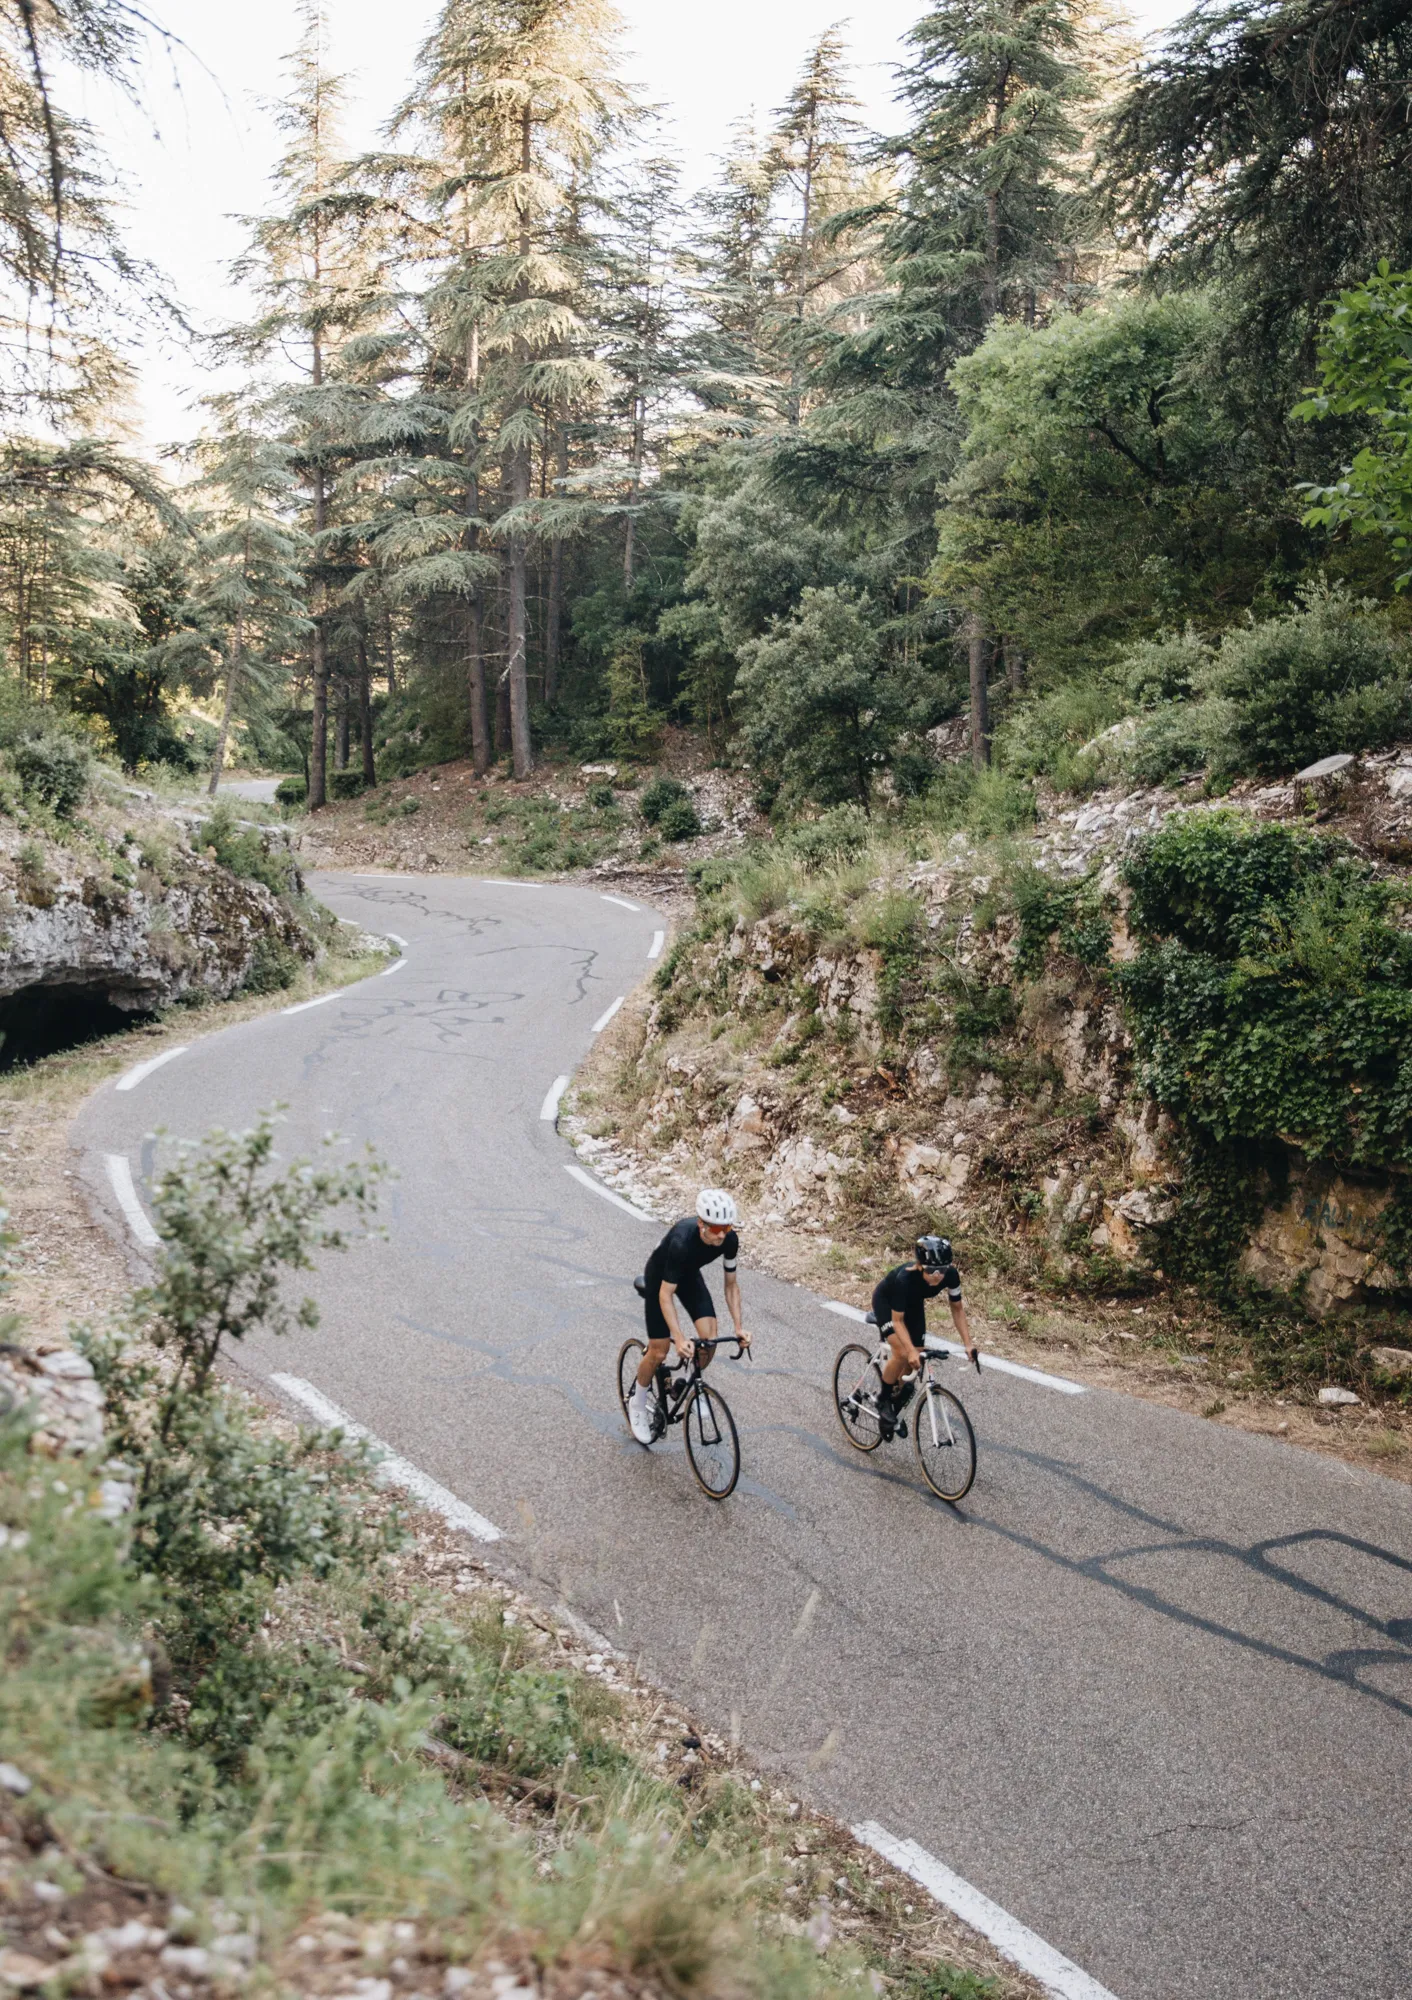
[72,873,1412,2000]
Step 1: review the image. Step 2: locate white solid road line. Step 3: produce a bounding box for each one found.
[385,931,409,947]
[282,989,342,1016]
[592,995,624,1033]
[648,929,665,960]
[541,1074,570,1122]
[821,1299,1086,1395]
[105,1154,159,1248]
[601,893,640,912]
[563,1161,655,1224]
[115,1045,189,1093]
[481,877,547,889]
[853,1824,1119,2000]
[272,1374,503,1542]
[381,956,408,976]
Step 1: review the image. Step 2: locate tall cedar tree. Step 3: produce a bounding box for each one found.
[1100,0,1412,364]
[399,0,626,779]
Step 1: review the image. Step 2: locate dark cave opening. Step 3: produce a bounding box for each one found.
[0,983,155,1071]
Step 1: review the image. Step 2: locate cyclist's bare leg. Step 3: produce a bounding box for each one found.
[637,1337,671,1387]
[881,1328,921,1386]
[692,1314,718,1368]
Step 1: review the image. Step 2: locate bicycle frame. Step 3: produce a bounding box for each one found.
[868,1340,964,1449]
[655,1336,744,1432]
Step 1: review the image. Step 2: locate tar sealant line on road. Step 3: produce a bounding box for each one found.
[820,1299,1087,1395]
[541,1075,570,1122]
[601,893,640,912]
[648,929,665,960]
[105,1154,159,1248]
[563,1161,656,1224]
[592,995,625,1033]
[852,1824,1119,2000]
[114,1045,189,1092]
[271,1374,503,1543]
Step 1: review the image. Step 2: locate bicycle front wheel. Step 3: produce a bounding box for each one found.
[833,1343,885,1452]
[913,1381,976,1501]
[684,1381,740,1499]
[617,1338,648,1433]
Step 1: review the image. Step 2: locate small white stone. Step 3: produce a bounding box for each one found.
[443,1969,475,1997]
[1318,1385,1360,1407]
[0,1763,32,1796]
[161,1946,212,1977]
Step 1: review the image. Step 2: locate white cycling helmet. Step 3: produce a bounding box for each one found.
[696,1188,739,1228]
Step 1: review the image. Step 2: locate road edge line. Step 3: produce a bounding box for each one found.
[822,1301,1085,1395]
[851,1822,1119,2000]
[114,1046,189,1093]
[647,929,665,960]
[592,995,625,1033]
[601,893,640,911]
[271,1373,502,1543]
[282,989,342,1016]
[562,1161,656,1223]
[104,1154,159,1247]
[540,1074,570,1122]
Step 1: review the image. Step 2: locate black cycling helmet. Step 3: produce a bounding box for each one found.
[915,1234,953,1270]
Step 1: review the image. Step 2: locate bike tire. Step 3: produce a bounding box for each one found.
[913,1381,976,1501]
[832,1343,886,1452]
[617,1338,649,1439]
[683,1381,740,1499]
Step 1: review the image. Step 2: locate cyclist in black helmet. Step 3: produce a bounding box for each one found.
[870,1235,978,1434]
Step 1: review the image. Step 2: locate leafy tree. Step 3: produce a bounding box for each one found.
[735,584,906,809]
[55,537,203,773]
[1295,263,1412,587]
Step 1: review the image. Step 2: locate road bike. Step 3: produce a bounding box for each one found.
[618,1290,745,1500]
[832,1315,977,1501]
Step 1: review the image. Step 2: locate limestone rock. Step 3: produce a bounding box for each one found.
[0,1342,105,1453]
[1240,1168,1397,1314]
[1317,1385,1360,1407]
[1367,1345,1412,1377]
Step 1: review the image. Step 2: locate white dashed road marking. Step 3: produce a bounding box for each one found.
[272,1375,502,1542]
[384,931,409,947]
[381,956,407,976]
[282,990,341,1016]
[115,1046,188,1092]
[105,1154,159,1247]
[541,1075,570,1122]
[821,1301,1086,1395]
[853,1824,1119,2000]
[592,995,624,1033]
[562,1162,655,1224]
[601,894,640,912]
[648,930,665,960]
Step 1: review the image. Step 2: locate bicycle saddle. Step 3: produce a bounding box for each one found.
[864,1310,878,1326]
[632,1275,647,1298]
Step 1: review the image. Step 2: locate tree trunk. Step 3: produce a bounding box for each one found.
[359,632,375,786]
[503,102,534,782]
[967,609,991,769]
[384,608,396,694]
[335,677,350,771]
[468,593,490,775]
[544,427,566,708]
[208,616,243,796]
[310,621,329,806]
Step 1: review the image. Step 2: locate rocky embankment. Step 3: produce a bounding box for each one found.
[0,780,318,1028]
[569,749,1412,1339]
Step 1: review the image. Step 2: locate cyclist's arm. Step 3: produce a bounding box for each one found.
[948,1296,978,1359]
[657,1278,695,1358]
[722,1269,750,1349]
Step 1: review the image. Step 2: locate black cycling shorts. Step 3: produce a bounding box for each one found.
[644,1269,716,1344]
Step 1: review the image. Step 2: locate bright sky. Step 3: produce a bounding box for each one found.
[74,0,1191,452]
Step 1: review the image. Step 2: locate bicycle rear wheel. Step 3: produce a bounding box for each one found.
[617,1338,648,1436]
[833,1343,886,1452]
[683,1381,739,1499]
[913,1380,976,1501]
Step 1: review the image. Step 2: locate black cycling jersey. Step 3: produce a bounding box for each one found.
[871,1260,962,1341]
[645,1216,739,1289]
[642,1217,739,1345]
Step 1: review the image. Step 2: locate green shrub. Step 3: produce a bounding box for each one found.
[657,794,702,841]
[996,675,1126,787]
[639,774,691,825]
[1122,702,1210,786]
[275,775,306,806]
[1199,584,1412,778]
[199,800,298,896]
[586,780,616,808]
[242,934,300,994]
[13,731,90,817]
[329,769,367,800]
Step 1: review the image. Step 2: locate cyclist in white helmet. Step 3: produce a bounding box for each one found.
[627,1188,752,1443]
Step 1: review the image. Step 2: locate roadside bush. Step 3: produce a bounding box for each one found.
[13,730,90,817]
[639,774,692,826]
[329,769,367,800]
[1198,584,1412,778]
[242,934,300,994]
[657,794,702,841]
[199,799,298,896]
[275,775,306,806]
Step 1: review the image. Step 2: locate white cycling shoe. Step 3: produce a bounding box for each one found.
[629,1392,656,1445]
